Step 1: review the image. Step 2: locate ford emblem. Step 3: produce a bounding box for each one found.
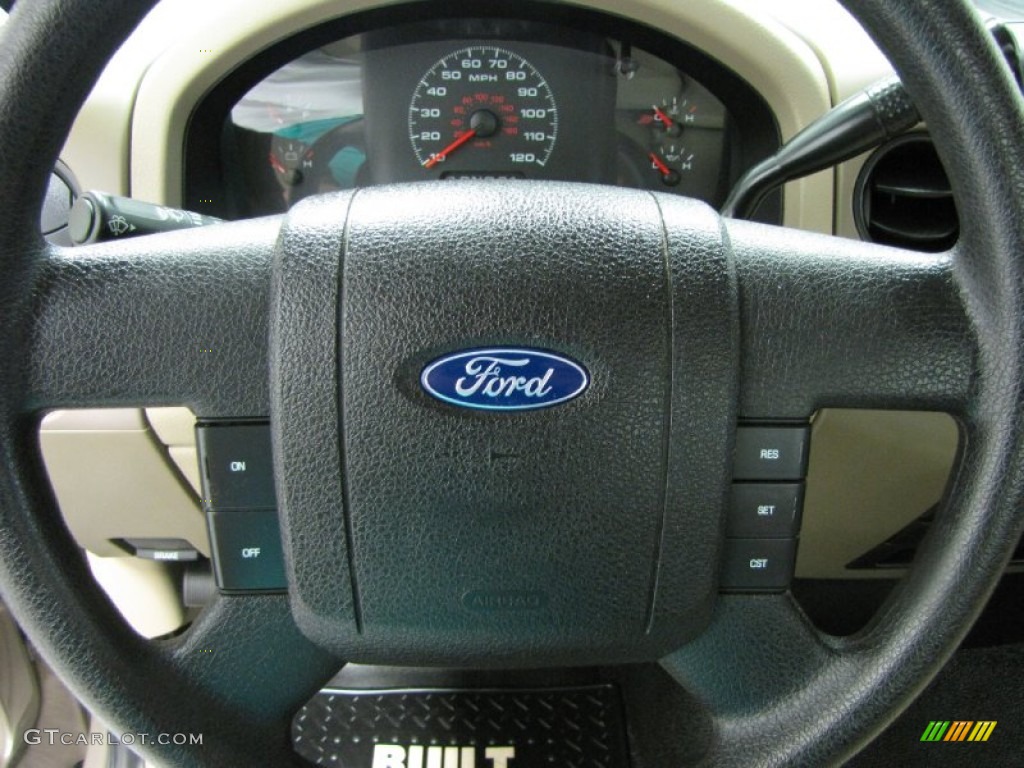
[420,348,589,411]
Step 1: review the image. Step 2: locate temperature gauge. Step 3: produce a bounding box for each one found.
[615,61,728,203]
[640,97,698,135]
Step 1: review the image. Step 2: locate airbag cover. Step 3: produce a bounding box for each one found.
[273,182,737,664]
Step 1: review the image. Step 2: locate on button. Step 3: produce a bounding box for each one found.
[196,423,276,510]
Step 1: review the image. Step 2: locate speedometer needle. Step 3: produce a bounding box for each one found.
[424,130,477,169]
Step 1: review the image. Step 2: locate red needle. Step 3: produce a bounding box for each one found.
[649,152,671,176]
[652,105,674,128]
[424,130,477,169]
[268,153,286,174]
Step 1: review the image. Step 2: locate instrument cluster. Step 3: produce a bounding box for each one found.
[186,16,778,220]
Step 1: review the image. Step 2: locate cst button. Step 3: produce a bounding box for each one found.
[720,539,797,592]
[733,426,809,480]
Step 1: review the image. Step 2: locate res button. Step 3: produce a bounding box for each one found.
[733,426,809,481]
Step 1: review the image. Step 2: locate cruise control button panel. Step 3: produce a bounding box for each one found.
[722,422,809,592]
[196,422,285,593]
[728,483,804,538]
[733,426,809,481]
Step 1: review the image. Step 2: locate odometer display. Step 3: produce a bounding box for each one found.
[409,46,558,173]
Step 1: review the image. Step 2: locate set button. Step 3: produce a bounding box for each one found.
[728,483,804,538]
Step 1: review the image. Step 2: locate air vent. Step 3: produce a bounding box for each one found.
[854,133,958,252]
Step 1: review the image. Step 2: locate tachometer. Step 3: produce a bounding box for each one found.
[408,46,558,174]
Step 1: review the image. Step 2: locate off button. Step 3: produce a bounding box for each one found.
[733,426,809,480]
[207,509,286,592]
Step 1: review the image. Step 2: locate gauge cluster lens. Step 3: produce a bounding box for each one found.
[409,46,557,173]
[203,20,747,219]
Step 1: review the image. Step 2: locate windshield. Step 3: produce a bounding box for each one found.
[976,0,1024,17]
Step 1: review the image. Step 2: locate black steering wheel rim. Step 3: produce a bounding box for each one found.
[1,1,1024,766]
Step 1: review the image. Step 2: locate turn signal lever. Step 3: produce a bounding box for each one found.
[69,191,220,245]
[720,76,918,219]
[723,20,1024,220]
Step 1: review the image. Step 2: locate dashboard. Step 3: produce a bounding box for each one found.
[6,0,1024,765]
[185,12,778,220]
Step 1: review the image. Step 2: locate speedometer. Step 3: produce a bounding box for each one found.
[408,46,558,174]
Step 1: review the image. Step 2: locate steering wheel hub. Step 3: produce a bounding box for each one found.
[272,184,737,662]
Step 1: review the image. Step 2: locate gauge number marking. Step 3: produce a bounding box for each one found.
[409,46,558,170]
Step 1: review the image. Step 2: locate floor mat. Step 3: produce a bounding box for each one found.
[293,685,630,768]
[847,642,1024,767]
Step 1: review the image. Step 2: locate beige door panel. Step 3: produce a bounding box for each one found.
[0,606,39,768]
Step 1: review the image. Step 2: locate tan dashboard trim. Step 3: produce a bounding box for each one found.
[39,410,208,559]
[798,409,959,580]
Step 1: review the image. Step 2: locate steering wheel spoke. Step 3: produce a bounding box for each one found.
[27,221,278,417]
[728,219,975,418]
[664,594,829,719]
[159,594,340,766]
[661,588,939,767]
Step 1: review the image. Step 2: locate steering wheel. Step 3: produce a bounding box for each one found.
[1,0,1022,765]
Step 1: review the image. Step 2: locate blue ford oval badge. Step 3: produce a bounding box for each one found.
[421,348,589,411]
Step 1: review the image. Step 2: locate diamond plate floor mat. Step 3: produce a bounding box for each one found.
[293,684,630,768]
